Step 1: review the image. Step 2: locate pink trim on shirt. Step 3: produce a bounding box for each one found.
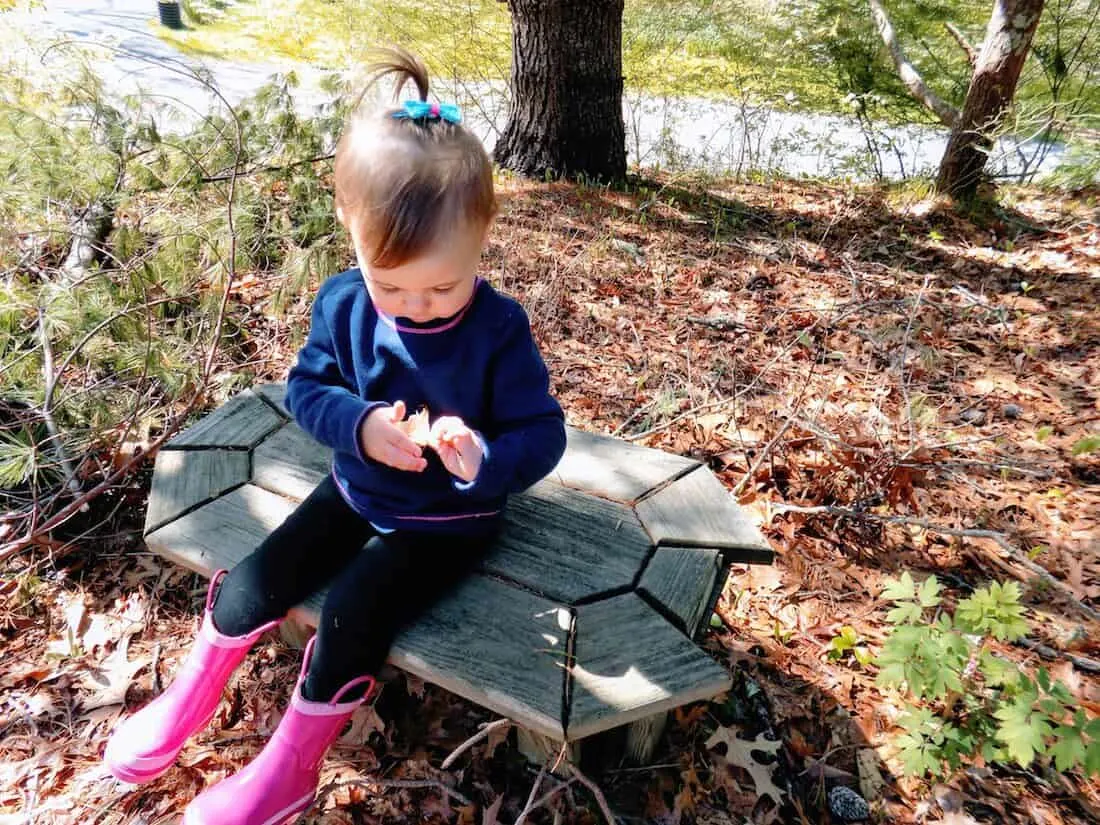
[374,278,481,335]
[393,510,501,522]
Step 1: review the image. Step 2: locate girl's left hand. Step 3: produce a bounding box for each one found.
[429,416,484,483]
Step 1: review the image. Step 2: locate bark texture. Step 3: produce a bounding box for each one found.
[494,0,626,181]
[936,0,1045,199]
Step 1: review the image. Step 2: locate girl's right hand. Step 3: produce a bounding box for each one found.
[359,401,427,472]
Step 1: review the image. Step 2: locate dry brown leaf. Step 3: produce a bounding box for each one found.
[704,726,784,803]
[339,703,386,745]
[45,593,87,658]
[78,635,146,712]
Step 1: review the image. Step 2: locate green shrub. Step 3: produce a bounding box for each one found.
[875,572,1100,778]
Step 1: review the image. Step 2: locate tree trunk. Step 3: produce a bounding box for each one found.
[494,0,626,181]
[935,0,1045,200]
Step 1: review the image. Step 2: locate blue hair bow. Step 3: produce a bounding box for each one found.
[392,99,463,124]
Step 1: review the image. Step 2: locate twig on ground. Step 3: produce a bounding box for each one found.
[515,763,548,825]
[570,761,620,825]
[900,458,1053,479]
[624,396,732,442]
[1016,637,1100,673]
[732,414,796,497]
[686,315,759,332]
[515,774,578,825]
[440,718,512,770]
[732,331,823,496]
[771,503,1100,622]
[612,397,660,437]
[147,641,161,694]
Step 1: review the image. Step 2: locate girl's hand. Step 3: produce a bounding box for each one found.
[429,416,484,483]
[359,401,428,472]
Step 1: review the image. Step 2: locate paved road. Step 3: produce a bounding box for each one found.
[6,0,330,128]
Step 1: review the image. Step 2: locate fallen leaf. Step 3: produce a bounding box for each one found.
[79,633,147,711]
[705,725,784,802]
[339,703,386,745]
[45,593,86,658]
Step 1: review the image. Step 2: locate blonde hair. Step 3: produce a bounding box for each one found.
[334,47,496,269]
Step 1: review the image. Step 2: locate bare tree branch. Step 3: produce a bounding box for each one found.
[440,718,512,770]
[868,0,960,127]
[945,21,979,66]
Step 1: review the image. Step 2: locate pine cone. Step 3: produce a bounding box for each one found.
[827,785,870,821]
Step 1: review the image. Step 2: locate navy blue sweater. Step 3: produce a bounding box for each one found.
[285,270,566,533]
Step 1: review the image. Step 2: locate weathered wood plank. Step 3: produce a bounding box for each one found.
[567,593,731,740]
[552,427,698,503]
[638,547,722,637]
[287,571,570,741]
[143,449,251,536]
[485,479,651,604]
[252,422,331,502]
[169,390,285,450]
[635,467,774,563]
[144,484,298,576]
[254,382,290,416]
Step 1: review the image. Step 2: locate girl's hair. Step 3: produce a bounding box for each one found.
[334,47,496,269]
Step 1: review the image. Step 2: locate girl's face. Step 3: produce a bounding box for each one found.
[350,221,487,323]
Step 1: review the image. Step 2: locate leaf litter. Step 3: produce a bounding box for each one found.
[2,176,1099,823]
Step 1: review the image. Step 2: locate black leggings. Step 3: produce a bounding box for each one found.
[211,475,494,702]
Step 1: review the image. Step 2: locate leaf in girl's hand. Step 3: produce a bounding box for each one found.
[399,407,432,446]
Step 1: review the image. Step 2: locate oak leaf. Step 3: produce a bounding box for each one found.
[704,726,784,802]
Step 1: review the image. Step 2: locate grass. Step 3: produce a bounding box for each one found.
[157,0,1100,128]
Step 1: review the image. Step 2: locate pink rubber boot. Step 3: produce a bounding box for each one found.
[182,634,377,825]
[104,570,282,784]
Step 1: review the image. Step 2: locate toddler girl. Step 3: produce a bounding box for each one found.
[104,47,566,825]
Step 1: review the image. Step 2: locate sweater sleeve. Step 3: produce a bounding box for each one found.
[285,289,381,462]
[456,306,566,500]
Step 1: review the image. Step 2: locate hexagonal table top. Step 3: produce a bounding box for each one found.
[144,384,774,742]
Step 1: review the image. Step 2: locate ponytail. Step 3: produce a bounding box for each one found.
[360,45,430,106]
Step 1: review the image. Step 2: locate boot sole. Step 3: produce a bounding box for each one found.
[104,706,218,784]
[105,743,181,784]
[182,790,313,825]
